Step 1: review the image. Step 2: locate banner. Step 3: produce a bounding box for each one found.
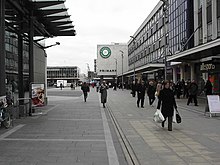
[31,83,45,106]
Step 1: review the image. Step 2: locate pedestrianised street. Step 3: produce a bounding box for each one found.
[0,87,220,165]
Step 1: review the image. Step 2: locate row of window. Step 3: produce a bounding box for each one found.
[99,70,116,72]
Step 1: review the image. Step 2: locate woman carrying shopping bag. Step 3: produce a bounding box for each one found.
[157,80,177,131]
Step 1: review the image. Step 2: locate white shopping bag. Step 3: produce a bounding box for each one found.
[154,109,165,123]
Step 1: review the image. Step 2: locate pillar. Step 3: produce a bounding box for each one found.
[190,63,195,81]
[172,67,177,83]
[194,0,199,46]
[0,0,6,97]
[180,65,184,81]
[18,15,24,102]
[212,0,217,40]
[202,0,208,43]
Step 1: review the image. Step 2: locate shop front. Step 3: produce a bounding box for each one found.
[199,62,220,95]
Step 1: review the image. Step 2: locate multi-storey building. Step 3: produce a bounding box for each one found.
[168,0,220,94]
[127,2,166,83]
[47,66,80,86]
[126,0,219,94]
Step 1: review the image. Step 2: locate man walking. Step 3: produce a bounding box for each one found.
[136,80,146,108]
[147,81,156,106]
[187,80,198,106]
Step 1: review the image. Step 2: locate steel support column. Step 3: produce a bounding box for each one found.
[0,0,6,97]
[18,15,24,104]
[28,14,34,116]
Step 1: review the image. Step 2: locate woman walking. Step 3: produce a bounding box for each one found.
[100,81,108,108]
[157,80,177,131]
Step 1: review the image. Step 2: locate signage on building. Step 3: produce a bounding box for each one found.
[100,47,111,58]
[200,63,216,71]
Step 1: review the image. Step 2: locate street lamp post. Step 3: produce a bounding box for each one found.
[130,36,136,83]
[160,0,169,80]
[114,58,117,90]
[120,50,124,90]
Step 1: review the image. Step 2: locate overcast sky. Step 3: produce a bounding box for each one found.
[46,0,160,74]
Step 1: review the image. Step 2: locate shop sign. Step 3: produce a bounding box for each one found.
[200,63,216,71]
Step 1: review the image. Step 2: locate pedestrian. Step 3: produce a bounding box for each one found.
[96,81,100,92]
[187,80,199,106]
[147,81,156,106]
[204,79,213,113]
[60,83,63,90]
[81,82,90,102]
[175,81,182,99]
[157,80,177,131]
[70,83,73,90]
[204,79,213,95]
[136,80,146,108]
[131,81,136,97]
[100,81,108,108]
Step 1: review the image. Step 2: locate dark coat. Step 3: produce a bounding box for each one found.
[189,82,198,96]
[204,80,212,95]
[157,88,177,117]
[147,85,156,98]
[100,84,108,103]
[81,85,90,93]
[136,83,146,99]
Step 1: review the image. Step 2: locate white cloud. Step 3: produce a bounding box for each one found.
[46,0,160,74]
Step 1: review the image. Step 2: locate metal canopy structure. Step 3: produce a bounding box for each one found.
[5,0,76,37]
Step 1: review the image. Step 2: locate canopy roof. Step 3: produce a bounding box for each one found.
[5,0,76,37]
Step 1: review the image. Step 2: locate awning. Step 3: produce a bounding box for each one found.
[167,38,220,62]
[5,0,76,37]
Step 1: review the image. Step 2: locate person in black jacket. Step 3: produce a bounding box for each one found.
[136,80,146,108]
[147,81,156,106]
[81,82,90,102]
[187,80,198,106]
[157,80,177,131]
[204,79,213,95]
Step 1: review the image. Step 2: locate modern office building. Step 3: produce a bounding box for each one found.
[47,66,80,87]
[125,0,219,94]
[168,0,220,94]
[127,2,165,83]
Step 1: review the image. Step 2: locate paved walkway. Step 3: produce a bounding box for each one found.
[0,87,219,165]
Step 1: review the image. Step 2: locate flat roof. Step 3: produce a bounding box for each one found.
[5,0,76,37]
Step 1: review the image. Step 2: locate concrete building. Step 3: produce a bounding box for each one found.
[47,66,80,87]
[97,43,128,85]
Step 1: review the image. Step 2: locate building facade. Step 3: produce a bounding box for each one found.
[97,43,128,85]
[127,2,165,83]
[47,66,80,87]
[168,0,220,94]
[125,0,219,94]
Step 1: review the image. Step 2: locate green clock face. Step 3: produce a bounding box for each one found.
[100,47,111,58]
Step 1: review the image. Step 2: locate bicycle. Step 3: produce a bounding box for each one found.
[0,101,12,129]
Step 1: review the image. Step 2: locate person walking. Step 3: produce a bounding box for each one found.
[81,82,90,102]
[136,80,146,108]
[100,81,108,108]
[60,83,63,90]
[131,81,136,97]
[204,79,213,95]
[157,80,177,131]
[147,81,156,106]
[187,80,199,106]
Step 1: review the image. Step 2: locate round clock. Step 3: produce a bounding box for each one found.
[100,47,111,58]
